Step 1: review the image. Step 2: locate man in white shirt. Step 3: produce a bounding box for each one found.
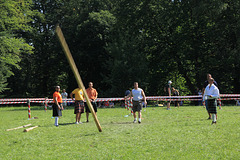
[203,78,220,124]
[61,89,68,107]
[125,82,147,124]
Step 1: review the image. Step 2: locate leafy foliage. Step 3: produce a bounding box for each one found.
[0,0,34,93]
[2,0,240,97]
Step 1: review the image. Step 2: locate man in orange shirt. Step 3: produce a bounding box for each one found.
[53,86,63,127]
[85,82,98,122]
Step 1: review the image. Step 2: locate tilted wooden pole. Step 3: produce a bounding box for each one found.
[55,25,102,132]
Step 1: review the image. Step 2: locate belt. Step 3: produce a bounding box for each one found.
[133,100,142,102]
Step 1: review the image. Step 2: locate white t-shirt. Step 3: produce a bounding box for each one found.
[61,92,68,99]
[203,84,219,101]
[132,88,143,101]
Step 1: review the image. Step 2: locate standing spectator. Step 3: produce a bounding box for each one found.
[203,78,220,124]
[85,82,98,123]
[52,86,63,127]
[198,90,202,106]
[202,74,218,119]
[172,88,180,108]
[125,82,147,124]
[236,100,240,106]
[61,89,68,107]
[109,101,114,108]
[125,88,132,110]
[125,89,131,96]
[70,87,85,124]
[194,88,199,106]
[164,81,172,110]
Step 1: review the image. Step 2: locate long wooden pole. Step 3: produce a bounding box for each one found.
[24,126,38,132]
[6,124,32,131]
[55,25,102,132]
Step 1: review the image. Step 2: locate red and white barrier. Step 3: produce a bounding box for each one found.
[1,94,240,105]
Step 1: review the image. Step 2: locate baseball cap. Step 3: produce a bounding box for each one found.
[168,81,172,84]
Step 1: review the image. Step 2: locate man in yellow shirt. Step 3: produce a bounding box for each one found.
[70,87,84,124]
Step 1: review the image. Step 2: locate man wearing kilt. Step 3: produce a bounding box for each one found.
[203,78,220,124]
[202,74,218,119]
[53,86,63,127]
[70,88,85,124]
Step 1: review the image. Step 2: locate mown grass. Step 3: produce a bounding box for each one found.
[0,105,240,160]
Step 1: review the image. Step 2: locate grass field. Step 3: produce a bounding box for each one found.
[1,105,240,160]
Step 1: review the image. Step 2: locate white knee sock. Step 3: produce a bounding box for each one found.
[55,117,59,126]
[212,114,216,122]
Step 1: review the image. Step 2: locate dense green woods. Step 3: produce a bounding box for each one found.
[1,0,239,98]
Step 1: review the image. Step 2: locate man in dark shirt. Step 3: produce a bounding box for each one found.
[164,81,172,110]
[125,89,131,96]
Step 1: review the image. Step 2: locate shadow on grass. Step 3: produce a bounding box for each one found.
[59,122,75,126]
[83,133,97,137]
[108,121,133,125]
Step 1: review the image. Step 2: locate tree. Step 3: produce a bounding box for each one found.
[0,0,34,94]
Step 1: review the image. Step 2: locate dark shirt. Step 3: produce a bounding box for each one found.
[173,91,179,96]
[165,84,171,95]
[125,90,131,96]
[203,80,218,89]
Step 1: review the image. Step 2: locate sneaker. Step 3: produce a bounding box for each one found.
[79,122,83,124]
[212,121,217,125]
[86,120,89,123]
[75,122,79,125]
[138,121,141,124]
[133,120,137,123]
[207,117,211,120]
[55,125,59,127]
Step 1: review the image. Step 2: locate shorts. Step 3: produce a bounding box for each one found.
[74,100,84,114]
[132,100,143,112]
[165,94,171,102]
[205,100,209,111]
[85,101,97,113]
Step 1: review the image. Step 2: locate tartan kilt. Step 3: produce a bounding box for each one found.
[74,100,84,114]
[207,99,217,114]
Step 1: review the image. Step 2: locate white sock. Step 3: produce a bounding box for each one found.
[55,117,59,126]
[212,114,216,122]
[134,118,137,121]
[139,118,141,122]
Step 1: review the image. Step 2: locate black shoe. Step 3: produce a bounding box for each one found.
[138,121,141,124]
[86,120,89,123]
[211,121,217,125]
[207,117,211,120]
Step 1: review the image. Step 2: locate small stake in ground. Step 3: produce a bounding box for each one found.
[6,124,32,131]
[55,25,102,132]
[23,126,38,132]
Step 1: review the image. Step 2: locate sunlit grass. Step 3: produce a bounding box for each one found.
[1,105,240,159]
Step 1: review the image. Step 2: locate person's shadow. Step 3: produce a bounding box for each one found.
[58,122,75,126]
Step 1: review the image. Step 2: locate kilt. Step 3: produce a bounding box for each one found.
[85,101,97,113]
[132,100,143,112]
[52,103,62,117]
[74,100,84,114]
[207,99,217,114]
